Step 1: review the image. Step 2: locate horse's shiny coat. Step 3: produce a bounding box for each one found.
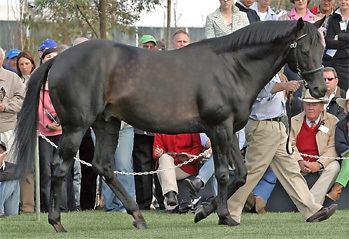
[12,18,325,231]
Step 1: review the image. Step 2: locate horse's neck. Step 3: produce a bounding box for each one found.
[231,43,290,103]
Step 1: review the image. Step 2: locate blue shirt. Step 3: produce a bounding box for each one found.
[249,75,287,120]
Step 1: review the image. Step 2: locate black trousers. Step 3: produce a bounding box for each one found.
[132,134,163,209]
[331,58,348,91]
[39,135,75,212]
[79,129,97,210]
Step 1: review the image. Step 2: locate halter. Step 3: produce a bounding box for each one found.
[289,33,324,89]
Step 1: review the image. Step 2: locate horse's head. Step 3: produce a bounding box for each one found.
[287,18,326,98]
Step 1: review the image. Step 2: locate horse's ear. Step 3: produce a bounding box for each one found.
[313,16,326,29]
[296,18,305,31]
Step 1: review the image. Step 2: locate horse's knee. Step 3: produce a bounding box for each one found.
[92,162,114,181]
[51,166,68,181]
[216,171,229,185]
[235,168,247,188]
[235,177,246,188]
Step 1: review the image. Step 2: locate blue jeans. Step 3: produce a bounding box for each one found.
[253,167,277,203]
[73,160,81,209]
[99,127,136,212]
[197,157,217,196]
[0,180,20,216]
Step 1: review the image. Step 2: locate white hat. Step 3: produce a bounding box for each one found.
[300,89,328,103]
[336,89,349,113]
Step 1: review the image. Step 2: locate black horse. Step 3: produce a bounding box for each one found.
[12,18,325,232]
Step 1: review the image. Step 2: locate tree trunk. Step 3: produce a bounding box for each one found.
[165,0,171,50]
[98,0,107,39]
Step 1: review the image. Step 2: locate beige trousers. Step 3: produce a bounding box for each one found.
[227,120,322,223]
[306,160,340,205]
[157,154,191,195]
[20,173,35,212]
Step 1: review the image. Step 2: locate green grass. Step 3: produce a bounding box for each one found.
[1,210,349,239]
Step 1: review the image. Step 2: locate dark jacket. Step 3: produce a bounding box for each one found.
[0,162,18,181]
[325,11,349,60]
[326,87,346,121]
[335,114,349,156]
[235,2,260,23]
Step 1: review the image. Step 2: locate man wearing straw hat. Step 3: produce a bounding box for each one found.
[290,89,340,204]
[327,90,349,201]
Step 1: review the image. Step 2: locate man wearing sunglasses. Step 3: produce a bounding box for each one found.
[324,66,346,120]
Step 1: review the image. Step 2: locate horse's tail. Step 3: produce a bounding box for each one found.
[11,59,55,179]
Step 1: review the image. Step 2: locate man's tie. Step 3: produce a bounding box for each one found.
[310,121,317,129]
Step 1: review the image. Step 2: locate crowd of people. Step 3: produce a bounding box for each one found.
[0,0,348,226]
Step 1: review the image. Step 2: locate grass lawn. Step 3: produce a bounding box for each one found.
[1,209,349,239]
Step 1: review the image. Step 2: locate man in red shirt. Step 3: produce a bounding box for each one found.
[153,133,204,208]
[290,90,340,205]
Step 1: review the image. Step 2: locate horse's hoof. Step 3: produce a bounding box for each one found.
[52,223,67,233]
[132,220,147,229]
[218,216,240,227]
[194,203,215,223]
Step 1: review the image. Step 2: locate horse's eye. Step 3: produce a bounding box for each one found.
[300,46,309,55]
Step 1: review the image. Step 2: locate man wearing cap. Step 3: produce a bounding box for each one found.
[132,34,162,210]
[0,47,25,216]
[38,38,58,58]
[2,48,21,73]
[139,35,157,49]
[290,89,340,204]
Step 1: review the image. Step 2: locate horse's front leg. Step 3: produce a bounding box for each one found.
[48,130,85,232]
[205,120,239,225]
[226,134,247,199]
[195,127,246,226]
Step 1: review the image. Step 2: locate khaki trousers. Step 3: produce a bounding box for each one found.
[157,154,191,195]
[227,120,322,223]
[306,160,340,205]
[20,173,35,212]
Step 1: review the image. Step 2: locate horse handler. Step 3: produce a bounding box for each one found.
[227,77,337,224]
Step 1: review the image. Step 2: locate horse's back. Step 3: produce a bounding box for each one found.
[46,39,239,133]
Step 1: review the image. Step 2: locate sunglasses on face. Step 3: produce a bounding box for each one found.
[324,77,336,81]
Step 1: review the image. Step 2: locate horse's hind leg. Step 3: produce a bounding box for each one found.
[48,128,86,232]
[92,116,146,229]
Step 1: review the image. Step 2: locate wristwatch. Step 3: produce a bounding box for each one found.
[318,162,324,170]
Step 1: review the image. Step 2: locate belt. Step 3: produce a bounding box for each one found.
[250,117,283,122]
[264,117,283,122]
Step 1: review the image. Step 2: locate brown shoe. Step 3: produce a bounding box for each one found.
[306,204,337,223]
[326,183,343,201]
[255,196,267,214]
[243,192,255,212]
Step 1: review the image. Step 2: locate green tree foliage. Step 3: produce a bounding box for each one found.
[30,0,161,40]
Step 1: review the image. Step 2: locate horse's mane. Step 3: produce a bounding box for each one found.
[197,20,319,53]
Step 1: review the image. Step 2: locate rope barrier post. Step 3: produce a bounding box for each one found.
[34,135,40,221]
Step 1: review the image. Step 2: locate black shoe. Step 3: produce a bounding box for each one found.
[306,204,337,223]
[164,191,178,207]
[184,178,203,196]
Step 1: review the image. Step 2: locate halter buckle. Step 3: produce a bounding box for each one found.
[290,42,297,49]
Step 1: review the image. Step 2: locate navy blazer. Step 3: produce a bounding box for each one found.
[335,114,349,156]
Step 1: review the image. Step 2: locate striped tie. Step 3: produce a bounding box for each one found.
[310,121,317,129]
